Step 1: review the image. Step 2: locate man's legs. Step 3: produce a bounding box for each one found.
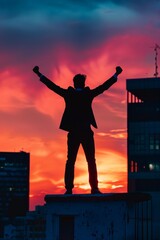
[64,132,80,193]
[81,130,100,193]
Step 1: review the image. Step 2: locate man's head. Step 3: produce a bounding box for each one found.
[73,74,86,89]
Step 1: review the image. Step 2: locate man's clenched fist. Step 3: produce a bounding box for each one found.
[116,66,123,75]
[33,66,39,74]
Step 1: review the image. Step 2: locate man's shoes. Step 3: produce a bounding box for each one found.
[91,188,102,194]
[64,189,102,194]
[64,189,72,195]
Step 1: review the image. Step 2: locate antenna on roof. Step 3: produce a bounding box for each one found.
[154,44,160,78]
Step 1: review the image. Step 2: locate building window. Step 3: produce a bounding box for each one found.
[149,134,160,151]
[130,161,138,172]
[149,163,160,172]
[59,215,74,240]
[129,132,160,154]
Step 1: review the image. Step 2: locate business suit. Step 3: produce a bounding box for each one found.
[39,74,118,193]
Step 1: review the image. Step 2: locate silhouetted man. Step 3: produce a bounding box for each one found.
[33,66,123,194]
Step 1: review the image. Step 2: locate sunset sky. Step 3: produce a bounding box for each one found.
[0,0,160,210]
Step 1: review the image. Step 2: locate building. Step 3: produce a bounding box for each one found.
[2,193,152,240]
[0,151,30,236]
[3,205,46,240]
[44,193,152,240]
[126,77,160,239]
[127,77,160,191]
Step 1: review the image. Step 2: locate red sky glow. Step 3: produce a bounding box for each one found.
[0,0,159,210]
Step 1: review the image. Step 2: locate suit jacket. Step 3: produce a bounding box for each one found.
[40,75,117,132]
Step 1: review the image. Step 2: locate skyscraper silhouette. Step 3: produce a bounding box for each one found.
[127,77,160,239]
[0,151,30,236]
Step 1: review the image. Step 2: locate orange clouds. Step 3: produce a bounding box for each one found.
[1,0,160,212]
[0,31,157,211]
[0,61,128,211]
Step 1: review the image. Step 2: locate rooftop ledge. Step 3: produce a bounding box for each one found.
[45,192,151,203]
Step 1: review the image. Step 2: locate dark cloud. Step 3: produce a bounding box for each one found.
[111,0,160,11]
[0,0,159,72]
[0,6,120,71]
[0,0,159,17]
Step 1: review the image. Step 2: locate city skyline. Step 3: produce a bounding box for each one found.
[0,0,159,210]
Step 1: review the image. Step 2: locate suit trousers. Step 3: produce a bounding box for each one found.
[64,129,98,190]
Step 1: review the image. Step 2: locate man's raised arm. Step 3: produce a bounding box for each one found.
[33,66,66,97]
[91,66,123,97]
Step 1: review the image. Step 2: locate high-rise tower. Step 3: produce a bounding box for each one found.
[127,77,160,191]
[127,77,160,239]
[0,151,30,219]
